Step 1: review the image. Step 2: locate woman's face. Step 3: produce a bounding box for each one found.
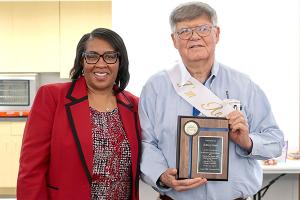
[82,38,119,93]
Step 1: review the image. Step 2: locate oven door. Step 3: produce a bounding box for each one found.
[0,74,38,115]
[0,79,30,106]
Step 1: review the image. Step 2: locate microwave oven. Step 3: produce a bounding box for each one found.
[0,73,38,114]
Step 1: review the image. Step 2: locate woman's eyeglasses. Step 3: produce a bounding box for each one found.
[82,51,120,64]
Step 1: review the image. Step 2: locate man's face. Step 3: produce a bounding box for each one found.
[171,16,220,64]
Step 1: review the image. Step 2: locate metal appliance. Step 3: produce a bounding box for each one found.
[0,73,38,117]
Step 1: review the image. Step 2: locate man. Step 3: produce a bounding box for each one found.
[139,1,284,200]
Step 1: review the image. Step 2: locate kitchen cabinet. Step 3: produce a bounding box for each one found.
[0,121,25,196]
[0,1,112,76]
[59,1,112,78]
[0,2,60,73]
[0,3,13,71]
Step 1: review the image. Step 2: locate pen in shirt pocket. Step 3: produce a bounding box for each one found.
[225,90,242,111]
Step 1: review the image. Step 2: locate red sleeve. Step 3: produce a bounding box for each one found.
[17,85,57,200]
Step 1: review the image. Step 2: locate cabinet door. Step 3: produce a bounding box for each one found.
[0,3,13,70]
[59,1,112,78]
[0,2,59,73]
[0,121,25,189]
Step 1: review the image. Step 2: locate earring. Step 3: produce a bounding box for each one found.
[82,69,85,76]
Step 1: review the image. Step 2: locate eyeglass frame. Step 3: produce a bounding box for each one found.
[176,24,216,40]
[82,51,120,64]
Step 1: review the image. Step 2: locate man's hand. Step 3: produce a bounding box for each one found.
[226,110,252,152]
[159,168,207,192]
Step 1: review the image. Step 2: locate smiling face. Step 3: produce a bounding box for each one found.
[83,38,119,94]
[171,15,220,66]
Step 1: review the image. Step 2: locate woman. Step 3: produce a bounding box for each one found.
[17,28,141,200]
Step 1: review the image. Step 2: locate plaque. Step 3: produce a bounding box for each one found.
[176,116,229,181]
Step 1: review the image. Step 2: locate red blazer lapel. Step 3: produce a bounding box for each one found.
[65,77,93,185]
[116,91,141,199]
[64,79,140,197]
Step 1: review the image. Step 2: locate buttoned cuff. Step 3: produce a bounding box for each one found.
[235,134,260,157]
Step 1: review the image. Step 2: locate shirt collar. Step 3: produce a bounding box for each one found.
[177,60,220,85]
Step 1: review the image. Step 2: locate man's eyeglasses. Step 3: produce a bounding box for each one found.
[82,51,120,64]
[176,24,215,40]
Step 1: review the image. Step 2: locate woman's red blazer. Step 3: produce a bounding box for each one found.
[17,77,141,200]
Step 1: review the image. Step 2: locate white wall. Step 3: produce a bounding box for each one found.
[112,0,300,151]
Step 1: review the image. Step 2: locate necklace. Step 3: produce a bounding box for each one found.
[104,97,117,112]
[105,105,116,112]
[88,92,117,112]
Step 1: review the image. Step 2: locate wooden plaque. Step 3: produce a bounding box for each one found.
[176,116,229,181]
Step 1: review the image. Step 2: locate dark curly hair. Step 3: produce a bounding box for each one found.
[69,28,130,93]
